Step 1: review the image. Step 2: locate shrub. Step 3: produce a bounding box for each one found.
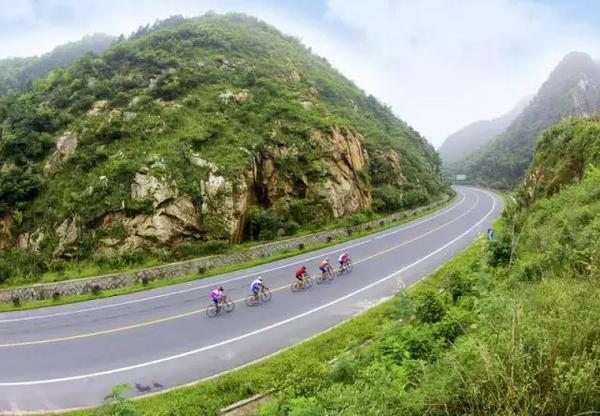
[287,397,324,416]
[91,284,102,296]
[173,240,229,259]
[400,325,439,361]
[487,233,512,267]
[434,307,471,345]
[95,384,138,416]
[0,259,13,284]
[330,357,356,384]
[445,270,471,303]
[414,291,445,323]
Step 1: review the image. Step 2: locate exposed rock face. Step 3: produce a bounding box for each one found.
[111,173,201,251]
[54,216,80,257]
[201,173,251,243]
[43,132,79,175]
[131,172,176,207]
[123,196,199,247]
[314,127,371,217]
[254,127,372,218]
[42,126,377,254]
[17,229,45,252]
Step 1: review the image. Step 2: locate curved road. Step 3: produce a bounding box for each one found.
[0,186,502,413]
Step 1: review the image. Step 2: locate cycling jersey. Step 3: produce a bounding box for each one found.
[339,253,349,263]
[250,279,262,293]
[296,268,307,278]
[210,289,222,300]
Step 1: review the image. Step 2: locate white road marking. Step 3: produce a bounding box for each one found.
[0,190,497,386]
[0,192,466,324]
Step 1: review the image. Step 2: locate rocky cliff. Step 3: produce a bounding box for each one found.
[0,13,445,278]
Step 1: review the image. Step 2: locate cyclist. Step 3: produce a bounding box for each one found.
[250,276,265,303]
[295,266,308,287]
[339,252,351,270]
[319,258,332,278]
[210,286,225,311]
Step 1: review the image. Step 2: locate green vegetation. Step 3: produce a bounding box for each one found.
[457,52,600,189]
[0,193,454,313]
[0,13,446,289]
[71,116,600,415]
[68,233,470,416]
[521,115,600,201]
[0,33,115,96]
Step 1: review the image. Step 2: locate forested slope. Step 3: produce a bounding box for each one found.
[0,13,445,286]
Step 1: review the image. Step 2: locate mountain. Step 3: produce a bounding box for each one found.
[459,52,600,189]
[0,13,445,279]
[0,33,115,96]
[438,96,530,169]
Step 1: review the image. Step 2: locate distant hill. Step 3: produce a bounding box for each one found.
[0,33,115,96]
[438,96,530,169]
[459,52,600,189]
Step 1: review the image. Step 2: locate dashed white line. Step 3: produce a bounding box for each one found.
[0,191,466,324]
[0,190,497,386]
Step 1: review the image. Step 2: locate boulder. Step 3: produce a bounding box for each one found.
[43,132,79,175]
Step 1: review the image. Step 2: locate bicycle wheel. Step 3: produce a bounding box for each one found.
[222,299,235,313]
[346,261,353,272]
[245,295,257,307]
[304,276,313,289]
[261,288,272,302]
[291,281,302,292]
[316,273,326,284]
[206,303,218,318]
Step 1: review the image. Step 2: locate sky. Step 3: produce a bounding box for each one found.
[1,0,600,147]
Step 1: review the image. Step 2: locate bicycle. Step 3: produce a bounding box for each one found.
[291,275,313,292]
[245,287,272,306]
[337,259,354,276]
[316,265,335,284]
[206,296,235,317]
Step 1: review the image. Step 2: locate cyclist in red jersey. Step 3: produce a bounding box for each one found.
[295,266,308,286]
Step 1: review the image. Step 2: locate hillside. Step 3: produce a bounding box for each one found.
[0,33,115,96]
[522,115,600,201]
[0,13,445,284]
[459,51,600,188]
[241,118,600,416]
[438,96,529,169]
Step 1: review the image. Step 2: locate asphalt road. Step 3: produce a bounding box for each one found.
[0,186,502,413]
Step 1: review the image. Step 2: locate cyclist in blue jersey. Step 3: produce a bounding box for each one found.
[250,276,265,303]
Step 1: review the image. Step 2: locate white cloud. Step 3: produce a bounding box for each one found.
[1,0,599,145]
[302,0,600,146]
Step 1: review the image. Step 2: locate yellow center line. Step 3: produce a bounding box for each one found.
[0,193,480,349]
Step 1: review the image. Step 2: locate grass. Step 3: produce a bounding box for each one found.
[68,215,482,416]
[0,193,456,313]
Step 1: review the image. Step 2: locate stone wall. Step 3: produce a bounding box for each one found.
[0,194,452,304]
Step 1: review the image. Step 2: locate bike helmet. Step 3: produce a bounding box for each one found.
[258,276,263,282]
[219,286,224,291]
